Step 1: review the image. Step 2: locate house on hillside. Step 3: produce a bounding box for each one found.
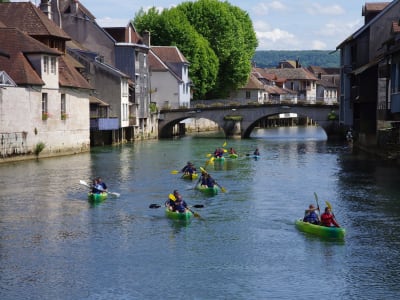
[0,3,92,161]
[149,45,191,109]
[48,0,157,141]
[252,67,297,103]
[262,67,319,103]
[308,66,340,104]
[337,0,400,147]
[229,73,267,104]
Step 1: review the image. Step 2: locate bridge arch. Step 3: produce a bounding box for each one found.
[158,104,339,139]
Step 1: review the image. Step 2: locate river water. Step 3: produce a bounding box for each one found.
[1,127,400,299]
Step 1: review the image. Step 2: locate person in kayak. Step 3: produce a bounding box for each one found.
[254,148,260,156]
[303,204,320,225]
[320,207,340,227]
[166,190,187,213]
[97,177,107,192]
[91,178,102,194]
[181,161,196,177]
[200,172,215,188]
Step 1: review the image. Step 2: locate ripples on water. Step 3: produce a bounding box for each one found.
[1,127,400,299]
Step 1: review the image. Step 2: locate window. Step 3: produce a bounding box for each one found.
[43,56,49,73]
[61,94,67,120]
[42,93,48,120]
[50,57,56,74]
[245,91,251,99]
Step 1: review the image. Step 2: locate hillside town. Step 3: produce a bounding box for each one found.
[1,0,400,162]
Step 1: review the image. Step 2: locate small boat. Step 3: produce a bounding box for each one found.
[228,153,238,159]
[165,208,193,221]
[88,192,108,203]
[195,182,219,196]
[181,173,199,180]
[295,219,346,239]
[213,156,225,162]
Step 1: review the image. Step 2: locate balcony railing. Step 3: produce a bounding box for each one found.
[90,117,119,130]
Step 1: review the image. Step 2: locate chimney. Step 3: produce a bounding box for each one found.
[39,0,52,20]
[142,30,151,47]
[71,0,79,14]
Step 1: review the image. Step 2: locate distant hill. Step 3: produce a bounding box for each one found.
[252,50,340,68]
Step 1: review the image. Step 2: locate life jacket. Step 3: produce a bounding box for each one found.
[303,211,319,224]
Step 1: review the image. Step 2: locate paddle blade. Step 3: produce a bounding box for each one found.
[223,149,227,153]
[206,153,212,157]
[170,170,179,174]
[325,200,332,210]
[169,193,176,201]
[110,192,120,197]
[313,192,320,209]
[80,180,90,188]
[220,187,227,193]
[149,204,161,208]
[192,204,204,208]
[222,141,227,147]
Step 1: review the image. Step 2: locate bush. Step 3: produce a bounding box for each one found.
[34,142,45,156]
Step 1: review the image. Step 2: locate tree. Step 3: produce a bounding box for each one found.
[134,0,257,99]
[177,0,258,98]
[134,8,218,99]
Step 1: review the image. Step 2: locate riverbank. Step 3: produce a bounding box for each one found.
[354,142,400,163]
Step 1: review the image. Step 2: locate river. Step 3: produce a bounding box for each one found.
[1,126,400,299]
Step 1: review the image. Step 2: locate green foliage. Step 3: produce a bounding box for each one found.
[133,0,257,100]
[177,0,257,98]
[253,50,340,68]
[134,7,218,99]
[33,142,45,156]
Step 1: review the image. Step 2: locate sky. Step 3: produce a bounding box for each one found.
[24,0,389,51]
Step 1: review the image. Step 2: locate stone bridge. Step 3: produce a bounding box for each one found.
[158,103,339,138]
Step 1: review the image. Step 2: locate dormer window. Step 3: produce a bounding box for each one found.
[50,57,56,74]
[43,56,49,73]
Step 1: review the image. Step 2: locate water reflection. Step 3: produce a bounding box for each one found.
[1,126,400,299]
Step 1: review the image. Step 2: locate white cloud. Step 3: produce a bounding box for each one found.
[306,3,345,16]
[311,40,327,50]
[256,28,301,50]
[252,1,286,16]
[96,17,131,27]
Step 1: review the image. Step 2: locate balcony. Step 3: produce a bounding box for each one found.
[90,117,119,130]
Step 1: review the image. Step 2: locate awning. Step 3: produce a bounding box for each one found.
[352,56,383,75]
[89,95,109,106]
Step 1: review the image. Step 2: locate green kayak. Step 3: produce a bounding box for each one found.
[214,156,225,162]
[165,208,193,221]
[181,173,199,180]
[228,153,238,159]
[195,182,219,196]
[88,192,108,203]
[295,219,346,239]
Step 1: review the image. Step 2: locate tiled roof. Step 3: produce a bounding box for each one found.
[0,27,62,85]
[0,2,70,40]
[242,73,264,90]
[148,50,168,71]
[0,27,91,90]
[263,67,318,81]
[58,54,92,89]
[151,46,189,63]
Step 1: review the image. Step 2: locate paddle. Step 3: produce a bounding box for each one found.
[199,167,226,193]
[79,180,120,197]
[149,203,204,209]
[313,192,320,212]
[170,170,180,174]
[161,193,203,219]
